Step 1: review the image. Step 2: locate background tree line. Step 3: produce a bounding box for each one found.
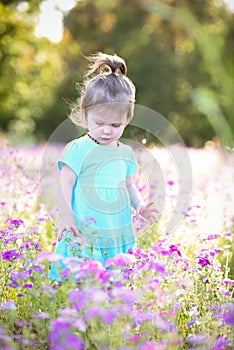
[0,0,233,147]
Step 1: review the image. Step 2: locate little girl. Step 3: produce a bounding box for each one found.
[49,52,157,281]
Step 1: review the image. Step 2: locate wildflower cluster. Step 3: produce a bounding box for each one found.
[0,145,233,349]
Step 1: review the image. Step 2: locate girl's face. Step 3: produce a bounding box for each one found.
[87,109,128,147]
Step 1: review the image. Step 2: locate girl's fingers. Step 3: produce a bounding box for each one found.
[73,228,81,237]
[58,225,80,241]
[58,232,63,241]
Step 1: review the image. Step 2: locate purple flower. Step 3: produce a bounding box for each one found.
[169,244,182,257]
[0,325,16,350]
[10,219,24,227]
[68,289,84,303]
[167,180,175,186]
[197,257,211,267]
[50,331,84,350]
[33,265,44,273]
[8,280,20,288]
[0,300,17,310]
[205,234,220,240]
[12,270,32,280]
[223,278,234,286]
[141,341,164,350]
[36,252,64,262]
[37,217,46,222]
[1,249,21,261]
[23,283,34,289]
[19,242,30,249]
[35,311,50,319]
[64,334,85,349]
[102,309,116,324]
[149,261,166,274]
[27,226,39,233]
[213,335,230,350]
[33,242,41,250]
[112,287,138,305]
[50,317,73,347]
[223,303,234,326]
[188,334,207,344]
[128,334,140,343]
[133,247,148,259]
[114,280,124,287]
[152,242,181,257]
[74,298,87,311]
[50,317,72,332]
[73,318,86,332]
[155,316,177,333]
[189,305,198,317]
[84,306,102,321]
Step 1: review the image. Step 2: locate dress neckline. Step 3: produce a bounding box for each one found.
[86,133,120,149]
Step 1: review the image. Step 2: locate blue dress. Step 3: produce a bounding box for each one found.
[48,135,138,281]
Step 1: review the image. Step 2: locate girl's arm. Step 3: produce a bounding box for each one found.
[126,176,158,223]
[57,164,80,241]
[126,176,145,212]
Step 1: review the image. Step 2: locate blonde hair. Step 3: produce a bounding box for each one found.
[70,52,136,127]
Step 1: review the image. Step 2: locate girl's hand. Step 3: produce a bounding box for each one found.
[136,202,158,224]
[58,218,81,241]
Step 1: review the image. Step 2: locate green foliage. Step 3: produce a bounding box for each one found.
[0,1,64,141]
[62,0,234,147]
[0,0,234,147]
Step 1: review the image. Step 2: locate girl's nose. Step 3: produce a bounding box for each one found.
[102,124,112,134]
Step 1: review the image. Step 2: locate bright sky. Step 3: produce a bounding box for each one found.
[35,0,76,42]
[224,0,234,10]
[34,0,234,43]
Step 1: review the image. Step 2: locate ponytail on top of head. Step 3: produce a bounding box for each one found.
[86,52,127,76]
[70,52,136,128]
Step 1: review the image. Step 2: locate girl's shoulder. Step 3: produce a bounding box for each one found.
[65,135,90,150]
[119,141,135,154]
[60,136,91,159]
[58,136,91,172]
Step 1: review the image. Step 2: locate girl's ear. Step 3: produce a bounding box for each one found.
[83,108,88,125]
[125,116,132,126]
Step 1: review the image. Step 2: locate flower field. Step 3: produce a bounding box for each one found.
[0,141,233,350]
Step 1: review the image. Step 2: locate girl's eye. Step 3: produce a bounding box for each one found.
[112,124,122,128]
[95,122,122,127]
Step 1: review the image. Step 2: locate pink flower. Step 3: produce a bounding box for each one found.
[223,278,234,286]
[167,180,175,186]
[128,334,140,342]
[105,253,136,268]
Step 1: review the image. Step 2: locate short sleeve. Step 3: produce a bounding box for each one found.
[126,146,139,177]
[58,140,82,175]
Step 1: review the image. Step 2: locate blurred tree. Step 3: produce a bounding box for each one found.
[58,0,233,147]
[0,0,233,147]
[145,0,234,146]
[0,1,65,141]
